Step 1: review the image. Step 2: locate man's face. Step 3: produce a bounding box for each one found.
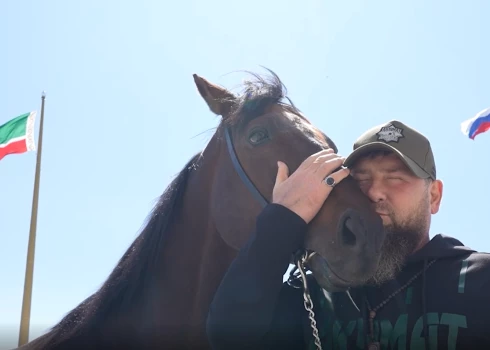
[351,152,442,285]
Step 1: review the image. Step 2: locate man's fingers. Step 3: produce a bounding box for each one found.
[272,151,349,224]
[302,148,335,167]
[275,161,290,185]
[313,152,339,163]
[321,166,350,188]
[316,156,346,175]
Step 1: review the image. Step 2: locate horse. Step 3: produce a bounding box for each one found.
[17,69,385,350]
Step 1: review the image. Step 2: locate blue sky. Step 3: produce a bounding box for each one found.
[2,0,489,347]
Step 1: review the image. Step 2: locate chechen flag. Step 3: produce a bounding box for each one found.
[461,107,490,140]
[0,111,37,161]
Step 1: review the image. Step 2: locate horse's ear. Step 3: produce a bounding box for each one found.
[193,74,236,118]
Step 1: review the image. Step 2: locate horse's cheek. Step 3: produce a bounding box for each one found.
[210,182,260,250]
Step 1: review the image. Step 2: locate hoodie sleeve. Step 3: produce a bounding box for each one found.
[206,203,308,350]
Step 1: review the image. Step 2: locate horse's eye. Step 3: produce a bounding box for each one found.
[248,129,269,144]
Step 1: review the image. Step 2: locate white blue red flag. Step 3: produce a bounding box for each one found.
[461,107,490,140]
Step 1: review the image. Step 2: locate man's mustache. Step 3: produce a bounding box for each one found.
[373,203,394,216]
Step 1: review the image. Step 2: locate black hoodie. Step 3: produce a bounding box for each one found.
[206,204,490,350]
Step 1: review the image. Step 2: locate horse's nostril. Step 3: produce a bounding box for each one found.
[341,218,357,247]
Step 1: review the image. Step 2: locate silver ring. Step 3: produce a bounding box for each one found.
[324,176,336,187]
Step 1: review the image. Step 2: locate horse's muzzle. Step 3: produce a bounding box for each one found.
[307,208,385,291]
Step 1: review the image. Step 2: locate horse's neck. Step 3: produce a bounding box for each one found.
[151,146,238,347]
[158,198,236,321]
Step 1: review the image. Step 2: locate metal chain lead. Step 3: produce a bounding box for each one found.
[294,251,323,350]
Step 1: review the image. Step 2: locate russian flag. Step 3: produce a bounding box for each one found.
[461,107,490,140]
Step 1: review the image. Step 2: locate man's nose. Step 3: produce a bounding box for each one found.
[364,181,386,203]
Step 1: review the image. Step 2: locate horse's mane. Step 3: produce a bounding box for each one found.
[35,153,203,348]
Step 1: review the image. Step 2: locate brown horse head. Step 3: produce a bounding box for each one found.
[193,70,385,292]
[18,69,384,350]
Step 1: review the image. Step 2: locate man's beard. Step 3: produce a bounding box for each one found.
[365,197,430,286]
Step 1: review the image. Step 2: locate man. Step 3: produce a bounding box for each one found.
[206,120,490,350]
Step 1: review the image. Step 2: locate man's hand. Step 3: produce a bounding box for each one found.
[272,149,350,224]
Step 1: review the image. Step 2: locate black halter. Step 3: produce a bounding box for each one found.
[224,127,269,208]
[224,127,314,291]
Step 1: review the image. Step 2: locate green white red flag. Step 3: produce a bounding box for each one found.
[0,111,37,161]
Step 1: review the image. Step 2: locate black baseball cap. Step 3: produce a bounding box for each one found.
[343,120,436,180]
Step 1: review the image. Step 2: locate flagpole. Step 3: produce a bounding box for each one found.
[18,91,46,347]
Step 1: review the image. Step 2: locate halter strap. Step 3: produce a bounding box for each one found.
[224,127,269,208]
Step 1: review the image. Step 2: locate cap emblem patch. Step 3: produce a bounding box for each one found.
[377,123,404,143]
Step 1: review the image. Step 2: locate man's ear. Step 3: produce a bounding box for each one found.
[430,179,443,214]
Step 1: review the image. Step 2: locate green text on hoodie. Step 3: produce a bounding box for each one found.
[206,204,490,350]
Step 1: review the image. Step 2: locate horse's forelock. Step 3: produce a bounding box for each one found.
[223,69,303,130]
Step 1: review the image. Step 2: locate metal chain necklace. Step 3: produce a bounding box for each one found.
[365,259,436,350]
